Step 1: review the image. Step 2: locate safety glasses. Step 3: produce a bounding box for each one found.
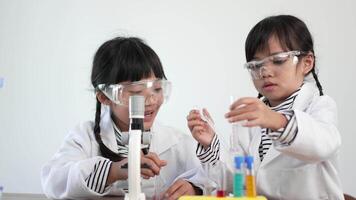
[244,51,305,79]
[97,79,172,106]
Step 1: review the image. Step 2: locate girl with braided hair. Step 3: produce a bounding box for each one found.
[42,37,205,199]
[187,15,344,199]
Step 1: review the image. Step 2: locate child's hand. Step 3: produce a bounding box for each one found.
[163,179,197,200]
[140,152,167,179]
[187,108,215,148]
[107,152,166,184]
[225,97,287,130]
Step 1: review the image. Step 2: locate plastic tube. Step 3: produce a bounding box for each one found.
[233,156,244,197]
[245,156,256,197]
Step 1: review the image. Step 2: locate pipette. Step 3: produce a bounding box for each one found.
[193,106,216,133]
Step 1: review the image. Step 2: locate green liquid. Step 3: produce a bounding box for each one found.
[233,173,244,197]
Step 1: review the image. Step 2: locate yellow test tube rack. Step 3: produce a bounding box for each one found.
[179,196,267,200]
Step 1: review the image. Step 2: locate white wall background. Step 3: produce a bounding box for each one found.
[0,0,355,196]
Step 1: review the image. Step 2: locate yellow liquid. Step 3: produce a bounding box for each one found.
[245,175,256,197]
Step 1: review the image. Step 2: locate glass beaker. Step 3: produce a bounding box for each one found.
[202,161,227,197]
[152,174,167,200]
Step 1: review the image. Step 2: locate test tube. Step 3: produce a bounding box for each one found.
[153,175,166,200]
[231,121,250,153]
[215,161,227,197]
[194,106,216,133]
[202,163,214,196]
[230,96,250,154]
[233,156,245,197]
[245,156,256,197]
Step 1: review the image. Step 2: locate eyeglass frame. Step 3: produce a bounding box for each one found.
[244,50,307,79]
[96,79,172,106]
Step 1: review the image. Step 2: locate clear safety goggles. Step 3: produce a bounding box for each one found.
[244,50,305,79]
[97,79,172,106]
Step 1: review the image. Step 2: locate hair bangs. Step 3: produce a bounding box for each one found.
[245,15,301,61]
[109,38,166,83]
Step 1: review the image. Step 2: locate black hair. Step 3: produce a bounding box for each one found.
[91,37,167,161]
[245,15,323,97]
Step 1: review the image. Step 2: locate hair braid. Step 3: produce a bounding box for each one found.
[311,68,324,96]
[94,99,124,162]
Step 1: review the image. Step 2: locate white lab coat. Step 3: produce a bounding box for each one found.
[218,81,344,200]
[41,107,205,199]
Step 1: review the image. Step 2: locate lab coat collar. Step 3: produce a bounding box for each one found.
[150,122,182,156]
[249,126,263,169]
[97,105,181,156]
[258,80,319,168]
[98,106,120,153]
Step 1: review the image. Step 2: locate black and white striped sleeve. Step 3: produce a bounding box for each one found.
[85,159,112,194]
[196,134,220,165]
[268,110,298,146]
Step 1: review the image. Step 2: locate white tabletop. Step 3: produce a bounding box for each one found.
[1,193,126,200]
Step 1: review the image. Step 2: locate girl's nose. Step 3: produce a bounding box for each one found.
[259,66,273,78]
[144,93,157,105]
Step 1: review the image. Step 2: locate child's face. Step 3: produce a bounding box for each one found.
[251,36,312,106]
[111,75,164,132]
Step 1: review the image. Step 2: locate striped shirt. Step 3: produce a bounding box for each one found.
[85,120,128,194]
[196,133,220,165]
[112,120,129,157]
[259,88,300,161]
[196,88,300,164]
[84,159,112,194]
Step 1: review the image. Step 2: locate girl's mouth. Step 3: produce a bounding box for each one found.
[144,110,154,117]
[144,110,155,122]
[263,83,277,91]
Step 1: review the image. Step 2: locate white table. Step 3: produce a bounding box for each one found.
[1,193,126,200]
